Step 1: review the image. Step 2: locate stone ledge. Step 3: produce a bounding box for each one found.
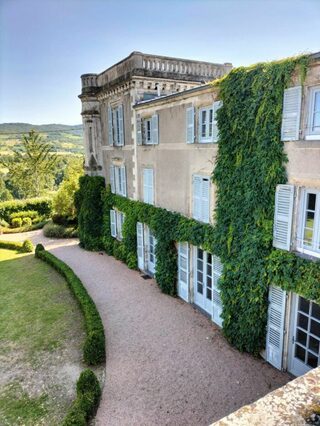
[212,367,320,426]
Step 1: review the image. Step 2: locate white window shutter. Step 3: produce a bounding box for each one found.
[136,115,143,145]
[212,101,222,143]
[113,109,119,146]
[193,176,202,220]
[110,165,115,193]
[110,209,117,237]
[201,178,210,223]
[178,242,189,302]
[281,86,302,141]
[212,255,223,327]
[186,107,195,143]
[136,222,145,270]
[117,211,124,239]
[151,114,159,144]
[198,109,202,142]
[120,166,127,197]
[108,106,113,146]
[266,286,286,370]
[143,169,148,203]
[149,169,154,204]
[273,184,295,250]
[143,169,153,204]
[118,105,124,146]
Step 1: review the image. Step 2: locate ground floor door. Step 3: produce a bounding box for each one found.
[194,248,223,323]
[288,294,320,376]
[194,248,213,315]
[177,242,189,302]
[146,226,157,275]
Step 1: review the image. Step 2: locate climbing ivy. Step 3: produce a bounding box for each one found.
[212,56,309,353]
[77,55,320,356]
[101,186,212,295]
[75,175,105,251]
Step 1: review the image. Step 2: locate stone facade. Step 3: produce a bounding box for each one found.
[79,51,320,378]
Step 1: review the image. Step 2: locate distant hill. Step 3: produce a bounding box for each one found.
[0,123,84,156]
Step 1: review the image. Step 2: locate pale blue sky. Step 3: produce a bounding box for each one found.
[0,0,319,125]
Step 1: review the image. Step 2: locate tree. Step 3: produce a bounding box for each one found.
[1,130,58,198]
[53,157,84,220]
[0,175,13,201]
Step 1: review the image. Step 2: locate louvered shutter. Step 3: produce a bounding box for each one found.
[120,166,127,197]
[149,169,154,204]
[110,209,117,237]
[113,109,119,146]
[201,178,210,223]
[212,255,223,327]
[136,222,145,270]
[151,114,159,144]
[186,107,195,143]
[273,184,295,250]
[108,106,113,146]
[178,242,189,302]
[266,285,286,370]
[212,101,222,143]
[115,167,120,195]
[136,115,143,145]
[193,176,202,220]
[143,169,148,203]
[281,86,302,141]
[118,105,124,146]
[110,165,115,193]
[198,109,203,142]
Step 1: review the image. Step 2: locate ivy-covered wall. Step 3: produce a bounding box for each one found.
[76,55,320,356]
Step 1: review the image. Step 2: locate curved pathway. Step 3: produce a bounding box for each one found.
[1,230,290,425]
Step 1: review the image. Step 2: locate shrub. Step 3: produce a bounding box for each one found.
[43,222,78,239]
[0,219,9,228]
[0,197,53,222]
[22,217,32,226]
[62,369,101,425]
[43,222,68,238]
[10,210,39,221]
[11,217,22,228]
[35,245,105,365]
[22,239,33,253]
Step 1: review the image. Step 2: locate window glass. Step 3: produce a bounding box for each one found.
[303,193,317,247]
[312,91,320,132]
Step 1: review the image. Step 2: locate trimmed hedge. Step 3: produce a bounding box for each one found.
[35,244,105,365]
[0,239,34,253]
[0,197,53,222]
[1,220,48,234]
[62,369,101,426]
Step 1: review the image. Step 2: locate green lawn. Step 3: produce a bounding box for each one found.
[0,249,86,425]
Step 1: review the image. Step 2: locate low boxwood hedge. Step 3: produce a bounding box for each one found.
[62,369,101,426]
[35,244,105,365]
[0,239,34,253]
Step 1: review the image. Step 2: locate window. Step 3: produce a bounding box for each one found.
[190,101,221,144]
[108,105,124,146]
[136,114,158,145]
[110,165,126,197]
[110,209,125,240]
[193,175,210,223]
[307,87,320,139]
[144,119,152,144]
[143,168,154,205]
[299,190,320,256]
[199,106,213,143]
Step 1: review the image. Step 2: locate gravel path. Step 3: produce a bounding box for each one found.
[1,231,291,425]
